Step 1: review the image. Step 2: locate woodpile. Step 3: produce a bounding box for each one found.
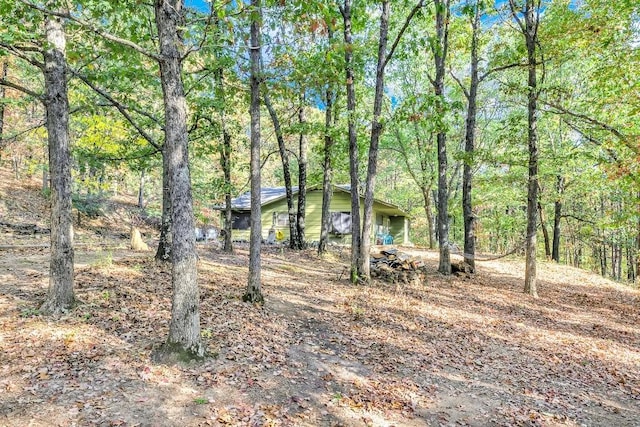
[370,248,428,284]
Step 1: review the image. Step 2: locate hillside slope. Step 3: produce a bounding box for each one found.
[0,166,639,426]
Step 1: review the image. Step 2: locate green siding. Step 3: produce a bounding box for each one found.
[226,187,408,245]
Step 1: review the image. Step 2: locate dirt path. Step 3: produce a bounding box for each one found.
[1,242,639,426]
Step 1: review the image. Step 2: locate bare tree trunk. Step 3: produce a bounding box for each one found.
[214,65,233,253]
[0,60,7,160]
[510,0,540,297]
[244,0,264,304]
[551,175,564,262]
[434,0,451,275]
[636,200,640,285]
[462,3,480,272]
[538,200,551,260]
[341,0,361,283]
[152,0,203,361]
[138,168,146,209]
[40,10,75,315]
[318,86,335,255]
[155,155,172,262]
[360,0,390,281]
[263,90,297,247]
[296,99,307,249]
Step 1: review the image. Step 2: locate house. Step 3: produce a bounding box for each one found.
[218,185,410,245]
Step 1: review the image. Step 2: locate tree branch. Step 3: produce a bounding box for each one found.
[543,100,628,144]
[0,41,45,70]
[19,0,161,61]
[479,61,527,82]
[449,69,469,100]
[381,0,426,71]
[70,70,162,150]
[0,78,42,101]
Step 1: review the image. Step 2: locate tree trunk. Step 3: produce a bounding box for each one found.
[341,0,361,283]
[263,89,297,247]
[138,168,146,209]
[152,0,203,362]
[40,10,75,315]
[422,186,435,249]
[461,5,482,266]
[155,154,172,262]
[538,201,551,260]
[214,65,233,253]
[511,0,540,297]
[462,3,480,273]
[551,175,564,262]
[0,60,7,160]
[636,204,640,285]
[360,0,390,281]
[434,0,451,275]
[244,0,264,304]
[295,99,307,249]
[318,86,335,255]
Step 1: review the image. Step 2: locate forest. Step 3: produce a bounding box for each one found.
[0,0,639,425]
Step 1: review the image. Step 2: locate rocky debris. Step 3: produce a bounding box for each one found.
[451,260,474,278]
[0,221,50,235]
[370,248,428,284]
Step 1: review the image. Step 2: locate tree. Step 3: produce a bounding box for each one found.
[509,0,541,297]
[244,0,264,304]
[339,0,362,283]
[40,5,75,314]
[152,0,204,360]
[432,0,452,275]
[0,60,7,156]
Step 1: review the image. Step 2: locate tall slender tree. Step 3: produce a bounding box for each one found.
[339,0,362,282]
[509,0,541,297]
[432,0,452,275]
[244,0,264,304]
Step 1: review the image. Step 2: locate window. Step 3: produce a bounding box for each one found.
[273,212,289,227]
[330,212,352,235]
[231,212,251,230]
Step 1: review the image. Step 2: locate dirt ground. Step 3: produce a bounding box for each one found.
[1,170,639,426]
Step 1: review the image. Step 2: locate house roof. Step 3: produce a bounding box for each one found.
[228,186,299,210]
[224,185,408,217]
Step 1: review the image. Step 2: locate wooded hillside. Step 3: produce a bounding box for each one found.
[1,165,639,426]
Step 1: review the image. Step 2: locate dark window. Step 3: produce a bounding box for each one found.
[232,212,251,230]
[330,212,351,235]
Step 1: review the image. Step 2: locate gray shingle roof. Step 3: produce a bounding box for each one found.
[230,186,298,210]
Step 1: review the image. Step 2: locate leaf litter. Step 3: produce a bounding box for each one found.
[0,234,639,426]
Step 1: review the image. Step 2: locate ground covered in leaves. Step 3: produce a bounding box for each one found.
[2,244,639,427]
[1,172,639,426]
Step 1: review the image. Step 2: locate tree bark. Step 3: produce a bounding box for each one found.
[244,0,264,304]
[462,3,480,273]
[538,200,551,260]
[295,99,307,249]
[636,198,640,285]
[152,0,203,361]
[341,0,361,283]
[263,89,297,248]
[214,65,233,253]
[138,168,146,209]
[155,151,172,262]
[40,9,75,315]
[0,60,7,159]
[359,0,390,281]
[510,0,540,297]
[318,86,335,255]
[551,175,564,262]
[434,0,451,275]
